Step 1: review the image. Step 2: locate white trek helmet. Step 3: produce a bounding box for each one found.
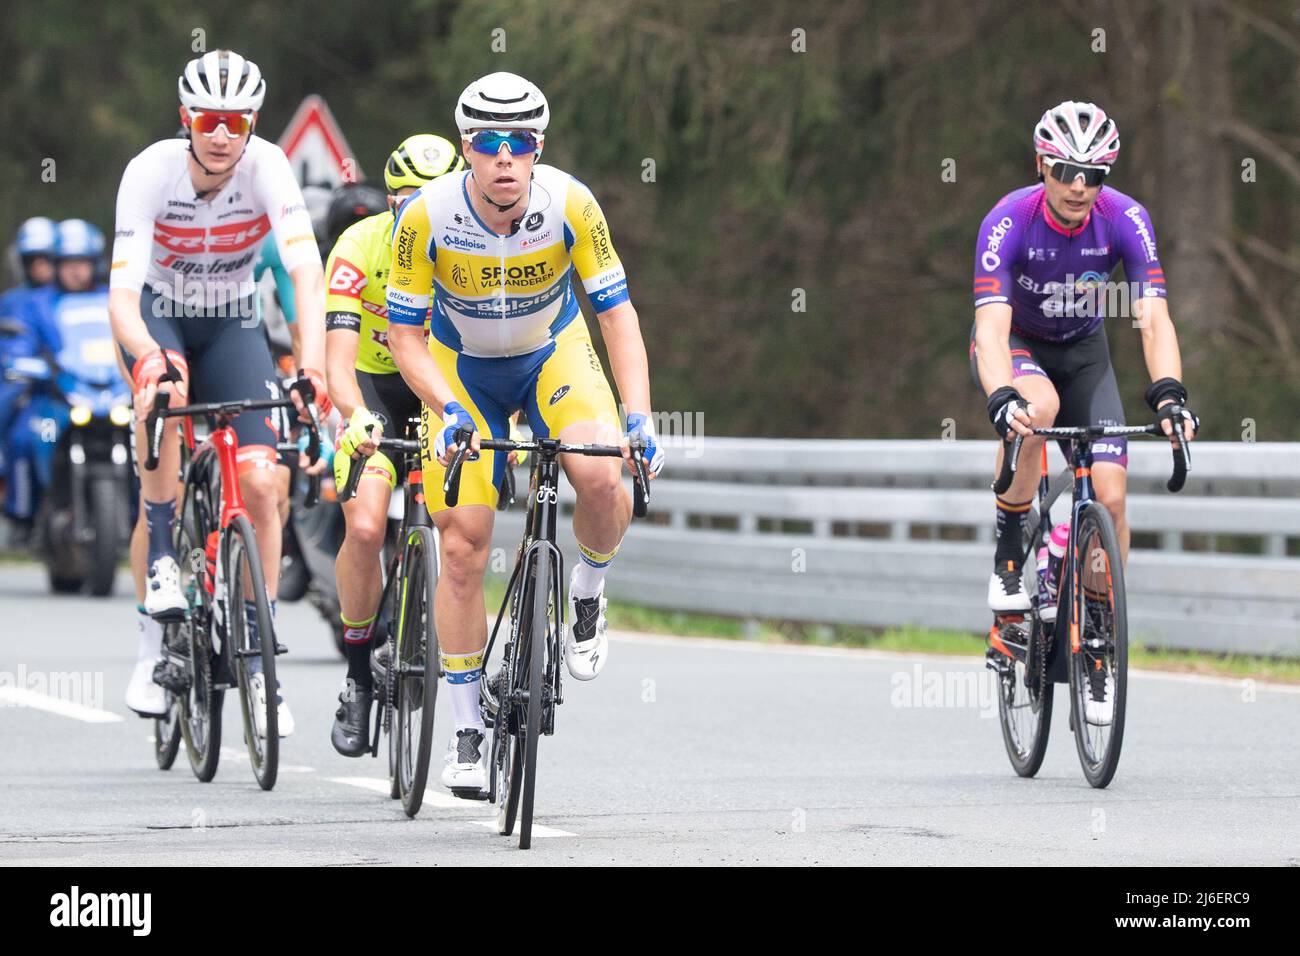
[178,49,266,113]
[1033,101,1120,169]
[455,72,549,136]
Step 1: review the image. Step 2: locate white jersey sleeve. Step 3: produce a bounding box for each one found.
[250,142,319,274]
[110,147,166,294]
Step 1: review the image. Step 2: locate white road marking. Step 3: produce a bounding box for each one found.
[469,820,575,838]
[329,776,463,808]
[0,686,125,722]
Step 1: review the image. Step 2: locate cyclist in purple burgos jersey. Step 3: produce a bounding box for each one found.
[972,184,1166,344]
[971,101,1199,634]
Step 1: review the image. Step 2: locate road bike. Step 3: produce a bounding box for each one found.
[148,391,323,790]
[444,430,649,848]
[337,417,441,816]
[988,421,1189,788]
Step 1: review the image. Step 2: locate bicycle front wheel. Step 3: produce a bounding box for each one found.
[517,546,553,850]
[177,471,222,782]
[394,526,439,817]
[1066,501,1128,788]
[228,515,279,791]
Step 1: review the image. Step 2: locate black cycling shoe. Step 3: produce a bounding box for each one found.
[330,685,374,757]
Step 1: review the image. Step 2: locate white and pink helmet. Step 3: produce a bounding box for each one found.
[1033,101,1120,169]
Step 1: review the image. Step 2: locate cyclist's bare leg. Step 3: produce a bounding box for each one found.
[560,420,631,555]
[275,463,291,527]
[431,504,493,656]
[130,506,147,603]
[238,465,283,593]
[336,476,390,623]
[1091,462,1129,565]
[993,375,1059,503]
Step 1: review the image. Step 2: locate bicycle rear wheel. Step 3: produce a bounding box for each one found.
[1066,502,1127,788]
[394,526,439,817]
[154,683,182,770]
[994,517,1054,776]
[227,514,279,791]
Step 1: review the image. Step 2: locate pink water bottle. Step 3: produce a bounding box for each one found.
[1045,521,1070,616]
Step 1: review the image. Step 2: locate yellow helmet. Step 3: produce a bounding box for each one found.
[384,133,464,192]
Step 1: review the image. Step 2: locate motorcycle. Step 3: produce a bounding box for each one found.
[0,294,133,595]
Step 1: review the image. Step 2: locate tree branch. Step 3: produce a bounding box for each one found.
[1213,0,1300,58]
[1213,237,1299,373]
[1241,235,1300,278]
[1215,117,1300,190]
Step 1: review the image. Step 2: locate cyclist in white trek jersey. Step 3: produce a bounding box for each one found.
[111,50,330,735]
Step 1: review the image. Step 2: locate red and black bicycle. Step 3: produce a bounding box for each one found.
[147,391,322,790]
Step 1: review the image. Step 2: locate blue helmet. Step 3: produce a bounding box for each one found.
[16,217,58,257]
[55,219,106,260]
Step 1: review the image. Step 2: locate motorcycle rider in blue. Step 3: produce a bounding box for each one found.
[1,218,67,541]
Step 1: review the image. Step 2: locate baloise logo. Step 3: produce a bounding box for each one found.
[442,234,487,251]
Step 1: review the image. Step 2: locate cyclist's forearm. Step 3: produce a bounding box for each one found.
[389,324,458,413]
[1136,298,1183,387]
[288,322,303,369]
[109,288,156,360]
[973,303,1015,394]
[326,331,366,421]
[598,302,651,414]
[289,262,326,371]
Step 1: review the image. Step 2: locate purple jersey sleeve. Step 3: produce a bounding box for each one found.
[1101,192,1167,300]
[972,190,1029,310]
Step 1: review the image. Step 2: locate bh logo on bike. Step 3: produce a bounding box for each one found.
[889,663,998,719]
[49,886,151,936]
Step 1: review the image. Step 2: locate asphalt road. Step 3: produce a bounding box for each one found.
[2,564,1298,866]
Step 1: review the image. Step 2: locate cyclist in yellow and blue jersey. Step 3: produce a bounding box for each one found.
[323,134,466,756]
[386,72,664,795]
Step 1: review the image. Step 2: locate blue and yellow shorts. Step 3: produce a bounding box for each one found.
[420,320,620,513]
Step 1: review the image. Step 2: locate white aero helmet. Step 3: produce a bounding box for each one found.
[179,50,266,112]
[1033,101,1120,169]
[455,72,549,135]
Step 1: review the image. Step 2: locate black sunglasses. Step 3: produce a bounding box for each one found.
[1045,159,1107,188]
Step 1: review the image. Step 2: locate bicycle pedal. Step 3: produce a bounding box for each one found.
[449,787,490,802]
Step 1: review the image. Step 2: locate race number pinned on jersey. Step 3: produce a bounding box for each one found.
[278,95,362,188]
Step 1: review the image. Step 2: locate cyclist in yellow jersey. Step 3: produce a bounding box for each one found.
[324,134,464,756]
[387,73,665,794]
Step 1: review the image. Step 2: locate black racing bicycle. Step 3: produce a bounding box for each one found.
[987,421,1189,788]
[444,430,649,849]
[337,418,441,817]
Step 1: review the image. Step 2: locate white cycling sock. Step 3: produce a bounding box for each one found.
[571,539,619,600]
[441,649,485,733]
[137,605,162,661]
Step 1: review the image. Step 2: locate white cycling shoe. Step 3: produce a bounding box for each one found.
[564,568,608,681]
[248,673,295,738]
[125,657,166,717]
[1084,668,1115,726]
[441,728,487,795]
[145,555,186,621]
[988,561,1032,613]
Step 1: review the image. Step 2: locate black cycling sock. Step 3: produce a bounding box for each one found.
[143,499,175,565]
[345,639,372,693]
[994,496,1032,567]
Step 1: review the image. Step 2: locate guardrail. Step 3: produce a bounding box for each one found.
[491,439,1300,657]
